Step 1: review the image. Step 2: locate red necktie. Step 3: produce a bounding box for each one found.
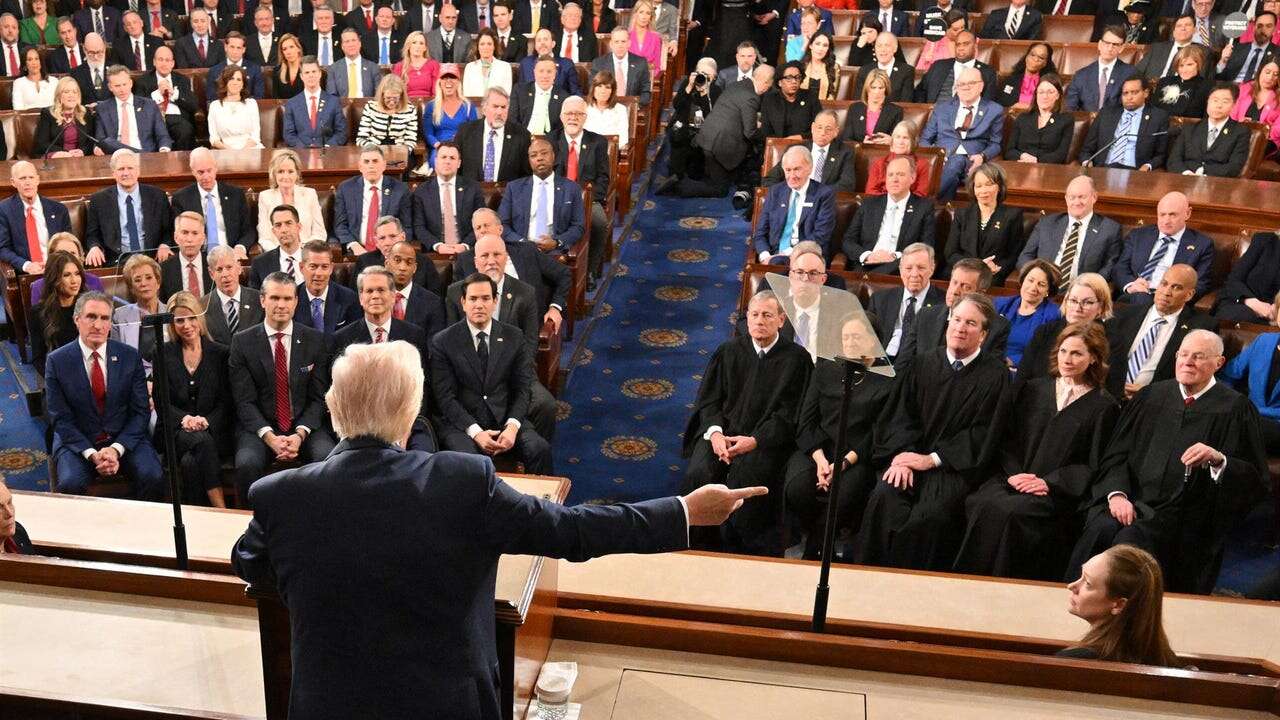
[365,185,380,250]
[374,326,385,343]
[564,32,574,61]
[186,262,200,294]
[198,37,206,60]
[151,10,161,31]
[1053,0,1069,13]
[309,95,318,128]
[134,40,143,71]
[273,332,291,432]
[160,87,170,113]
[69,48,78,68]
[1185,396,1195,407]
[90,351,106,417]
[960,106,974,130]
[566,140,578,181]
[237,0,245,13]
[393,292,405,320]
[1,537,19,554]
[365,9,372,29]
[7,45,17,77]
[25,205,42,264]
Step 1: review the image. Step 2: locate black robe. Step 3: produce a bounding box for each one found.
[1016,318,1108,381]
[682,334,812,555]
[783,360,897,558]
[1067,380,1267,594]
[954,378,1119,579]
[853,347,1010,570]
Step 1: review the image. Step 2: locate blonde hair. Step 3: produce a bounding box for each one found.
[267,148,304,189]
[166,290,208,339]
[122,253,162,299]
[629,0,654,30]
[53,76,87,125]
[1068,272,1114,320]
[327,341,424,444]
[374,73,409,113]
[401,31,428,73]
[861,68,891,104]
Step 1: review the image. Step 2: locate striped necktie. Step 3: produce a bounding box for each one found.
[1126,317,1167,384]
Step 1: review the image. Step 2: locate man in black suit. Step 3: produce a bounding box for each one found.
[71,32,112,104]
[672,64,773,201]
[1079,77,1169,170]
[228,271,337,503]
[363,6,405,65]
[300,5,341,66]
[914,30,998,103]
[592,27,652,106]
[170,147,255,257]
[46,17,85,74]
[132,45,197,150]
[512,0,558,36]
[979,0,1043,40]
[554,1,597,63]
[404,0,439,37]
[510,56,566,134]
[195,0,235,38]
[294,240,362,335]
[244,4,281,66]
[250,205,307,288]
[84,149,174,268]
[431,272,553,473]
[159,211,213,300]
[109,11,162,71]
[867,242,946,361]
[553,97,610,283]
[762,111,856,193]
[457,0,495,34]
[72,0,120,43]
[1104,263,1215,401]
[174,8,225,68]
[345,0,379,35]
[1166,84,1252,178]
[1133,14,1199,82]
[387,239,448,341]
[0,14,24,76]
[897,257,1011,368]
[1216,11,1276,84]
[353,216,446,297]
[456,208,570,334]
[455,87,533,182]
[141,0,180,42]
[204,244,264,347]
[332,264,436,452]
[411,142,483,255]
[232,337,757,720]
[490,2,526,63]
[842,156,937,274]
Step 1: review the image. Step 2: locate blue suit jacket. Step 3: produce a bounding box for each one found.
[497,175,585,252]
[786,7,833,35]
[95,96,173,152]
[282,91,348,148]
[516,55,582,95]
[1221,332,1280,421]
[921,97,1004,160]
[1113,225,1215,297]
[332,175,414,249]
[45,339,151,457]
[0,195,71,270]
[751,181,837,259]
[205,60,266,101]
[1065,60,1135,112]
[232,438,687,720]
[293,282,362,335]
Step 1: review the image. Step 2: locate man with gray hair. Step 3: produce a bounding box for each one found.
[764,111,856,193]
[1068,328,1267,594]
[174,8,224,68]
[204,243,263,346]
[84,148,174,267]
[170,146,255,259]
[867,242,945,360]
[752,144,837,263]
[553,95,610,285]
[671,64,773,203]
[0,161,72,276]
[454,87,533,182]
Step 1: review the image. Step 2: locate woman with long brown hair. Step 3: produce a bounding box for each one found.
[31,251,85,376]
[1060,544,1179,666]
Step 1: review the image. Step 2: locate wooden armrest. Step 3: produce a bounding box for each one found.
[536,317,562,391]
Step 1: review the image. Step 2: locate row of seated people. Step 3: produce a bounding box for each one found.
[34,201,563,507]
[684,239,1275,598]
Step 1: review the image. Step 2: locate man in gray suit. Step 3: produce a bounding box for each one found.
[668,64,774,203]
[204,244,263,346]
[326,28,383,98]
[1016,175,1123,284]
[426,2,472,63]
[591,27,652,106]
[715,41,758,89]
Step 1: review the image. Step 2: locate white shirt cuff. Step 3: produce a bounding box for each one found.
[81,448,96,460]
[702,425,723,441]
[677,495,691,547]
[346,241,363,253]
[758,251,770,262]
[111,442,125,457]
[549,303,563,313]
[257,426,271,438]
[858,251,871,264]
[929,452,941,468]
[505,419,521,431]
[466,423,483,439]
[1107,491,1128,501]
[296,426,310,439]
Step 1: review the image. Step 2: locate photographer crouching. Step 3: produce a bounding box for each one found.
[659,58,723,189]
[656,63,775,208]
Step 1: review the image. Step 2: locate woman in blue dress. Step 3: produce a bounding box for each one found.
[995,258,1062,368]
[421,64,477,169]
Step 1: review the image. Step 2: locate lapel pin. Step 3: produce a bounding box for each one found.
[496,336,504,342]
[993,221,1001,230]
[1181,324,1189,330]
[906,205,914,213]
[1222,127,1229,135]
[383,187,391,195]
[1048,117,1055,124]
[110,356,118,362]
[799,100,805,106]
[1003,84,1013,93]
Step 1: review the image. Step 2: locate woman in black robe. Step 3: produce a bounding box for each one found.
[784,314,896,559]
[955,321,1119,580]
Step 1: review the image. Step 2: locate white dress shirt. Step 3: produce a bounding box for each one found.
[78,339,126,459]
[20,197,48,271]
[886,286,929,357]
[179,252,206,294]
[865,193,909,262]
[525,173,556,243]
[1126,303,1179,388]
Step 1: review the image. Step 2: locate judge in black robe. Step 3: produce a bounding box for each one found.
[1067,333,1267,594]
[683,292,812,556]
[954,375,1119,579]
[784,316,897,560]
[853,295,1011,571]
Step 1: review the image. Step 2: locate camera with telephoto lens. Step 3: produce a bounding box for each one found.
[693,72,709,88]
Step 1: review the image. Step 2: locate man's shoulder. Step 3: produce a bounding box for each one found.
[329,282,358,303]
[46,339,83,369]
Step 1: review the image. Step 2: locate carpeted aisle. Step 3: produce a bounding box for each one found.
[0,342,49,491]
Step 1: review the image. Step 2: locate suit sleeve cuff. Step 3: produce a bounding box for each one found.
[111,442,125,457]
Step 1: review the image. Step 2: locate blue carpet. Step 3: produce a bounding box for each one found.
[0,341,49,491]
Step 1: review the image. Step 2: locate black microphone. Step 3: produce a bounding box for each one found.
[39,118,72,170]
[1080,130,1169,170]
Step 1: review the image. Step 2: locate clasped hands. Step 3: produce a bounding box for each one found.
[264,431,305,461]
[882,452,938,489]
[179,414,209,433]
[709,431,757,464]
[90,446,120,476]
[1109,443,1224,526]
[474,425,519,455]
[811,448,859,491]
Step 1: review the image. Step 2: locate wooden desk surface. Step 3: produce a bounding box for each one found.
[0,147,411,199]
[558,552,1280,667]
[544,639,1270,720]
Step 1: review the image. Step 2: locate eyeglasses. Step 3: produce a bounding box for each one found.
[789,269,827,281]
[781,74,802,81]
[1064,297,1098,308]
[1175,351,1217,362]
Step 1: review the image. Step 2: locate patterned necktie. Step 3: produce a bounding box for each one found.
[24,204,41,263]
[1126,317,1167,384]
[484,128,497,181]
[285,255,296,281]
[226,298,238,333]
[374,326,385,343]
[124,195,140,252]
[902,295,917,331]
[273,332,291,431]
[811,146,825,182]
[1240,46,1262,83]
[441,182,458,246]
[187,262,199,294]
[952,359,964,371]
[1195,19,1210,46]
[393,291,405,320]
[205,192,220,250]
[90,351,107,416]
[779,190,800,254]
[1058,221,1081,280]
[93,10,103,36]
[1006,8,1019,37]
[198,37,206,61]
[1053,0,1068,12]
[1107,111,1134,166]
[311,297,323,329]
[1207,125,1220,148]
[1140,235,1173,281]
[135,40,143,71]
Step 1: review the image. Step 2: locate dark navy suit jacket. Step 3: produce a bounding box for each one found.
[332,175,414,249]
[232,438,687,720]
[497,175,585,252]
[204,59,267,100]
[282,90,348,148]
[293,282,362,335]
[1113,225,1215,298]
[95,95,173,152]
[400,282,448,342]
[45,339,151,457]
[1065,60,1135,112]
[411,176,484,250]
[751,180,837,259]
[0,195,71,270]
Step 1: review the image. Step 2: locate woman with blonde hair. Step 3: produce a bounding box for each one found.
[159,290,232,508]
[34,77,96,158]
[357,74,420,151]
[462,28,513,97]
[1153,45,1212,118]
[843,68,903,142]
[1061,545,1179,666]
[393,31,441,99]
[273,34,305,98]
[255,149,328,249]
[423,64,476,166]
[628,0,664,76]
[207,66,264,149]
[111,253,166,367]
[1018,273,1113,379]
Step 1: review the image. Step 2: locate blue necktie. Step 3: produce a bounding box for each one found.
[1126,317,1167,384]
[483,128,497,181]
[533,179,549,241]
[778,191,799,254]
[1140,235,1174,281]
[204,192,220,251]
[1107,111,1135,166]
[124,195,140,252]
[380,36,389,64]
[319,38,330,66]
[311,297,323,330]
[794,310,810,350]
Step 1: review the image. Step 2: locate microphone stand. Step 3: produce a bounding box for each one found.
[142,311,189,571]
[812,356,867,633]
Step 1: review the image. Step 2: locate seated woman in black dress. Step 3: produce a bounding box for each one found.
[1003,73,1074,164]
[34,77,97,158]
[158,291,232,508]
[1153,46,1212,119]
[1213,230,1280,323]
[784,313,896,560]
[30,251,86,376]
[943,163,1024,284]
[1058,544,1179,666]
[841,68,903,143]
[994,42,1057,108]
[954,321,1119,579]
[1018,272,1113,380]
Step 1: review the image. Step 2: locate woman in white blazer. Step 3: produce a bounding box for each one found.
[462,29,513,98]
[256,149,329,250]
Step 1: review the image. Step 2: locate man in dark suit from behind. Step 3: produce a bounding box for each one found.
[170,147,255,260]
[204,244,264,347]
[670,64,773,203]
[0,161,72,278]
[294,240,362,335]
[430,272,553,473]
[228,271,337,504]
[454,87,534,182]
[159,211,214,300]
[134,45,198,151]
[411,142,483,256]
[232,337,762,720]
[44,292,165,499]
[867,242,946,363]
[897,257,1011,368]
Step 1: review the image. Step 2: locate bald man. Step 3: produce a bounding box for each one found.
[1015,175,1123,283]
[1112,192,1215,304]
[0,162,72,275]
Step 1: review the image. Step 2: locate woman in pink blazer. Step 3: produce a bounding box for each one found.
[1232,59,1280,154]
[628,0,665,77]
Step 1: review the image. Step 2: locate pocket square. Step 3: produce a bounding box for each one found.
[300,363,314,372]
